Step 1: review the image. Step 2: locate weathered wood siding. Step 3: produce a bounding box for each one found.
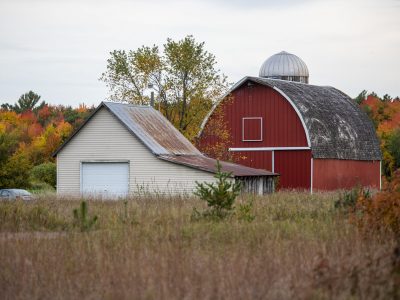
[57,107,217,196]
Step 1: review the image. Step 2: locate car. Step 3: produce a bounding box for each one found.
[0,189,34,201]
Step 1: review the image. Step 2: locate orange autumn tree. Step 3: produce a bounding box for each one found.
[0,92,94,188]
[358,92,400,178]
[195,95,242,162]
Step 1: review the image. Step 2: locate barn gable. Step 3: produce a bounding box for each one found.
[201,77,381,161]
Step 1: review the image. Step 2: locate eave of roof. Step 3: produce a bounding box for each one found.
[158,155,278,177]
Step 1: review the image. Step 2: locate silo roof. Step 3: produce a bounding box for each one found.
[259,51,309,78]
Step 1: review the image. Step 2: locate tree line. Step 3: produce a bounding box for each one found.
[1,35,399,190]
[355,91,400,179]
[0,91,94,189]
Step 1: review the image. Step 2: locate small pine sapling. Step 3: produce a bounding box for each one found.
[194,160,241,219]
[73,201,98,231]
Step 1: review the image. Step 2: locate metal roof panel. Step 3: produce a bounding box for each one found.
[104,102,201,155]
[158,155,277,177]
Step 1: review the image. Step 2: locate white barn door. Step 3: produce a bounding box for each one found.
[81,162,129,198]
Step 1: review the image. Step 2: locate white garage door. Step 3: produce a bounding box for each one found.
[81,162,129,198]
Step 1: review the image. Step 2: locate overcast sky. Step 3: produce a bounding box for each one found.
[0,0,399,107]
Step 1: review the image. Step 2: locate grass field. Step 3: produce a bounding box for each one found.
[0,192,397,299]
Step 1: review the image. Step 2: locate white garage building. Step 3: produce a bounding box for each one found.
[53,102,276,198]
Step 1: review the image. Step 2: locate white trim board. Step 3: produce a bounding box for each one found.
[242,117,263,142]
[229,147,310,151]
[310,157,313,194]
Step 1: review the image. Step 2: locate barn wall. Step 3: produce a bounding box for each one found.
[227,84,308,147]
[57,107,217,196]
[199,84,308,149]
[313,159,380,190]
[198,83,310,190]
[231,150,311,190]
[232,151,273,171]
[275,150,311,190]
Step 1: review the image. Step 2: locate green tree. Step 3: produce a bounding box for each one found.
[101,35,229,140]
[2,91,45,113]
[0,151,32,189]
[0,131,18,166]
[388,128,400,170]
[194,161,241,219]
[30,162,57,188]
[354,90,367,104]
[382,94,393,102]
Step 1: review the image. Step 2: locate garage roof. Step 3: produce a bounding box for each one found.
[54,102,277,178]
[103,102,201,155]
[159,155,275,177]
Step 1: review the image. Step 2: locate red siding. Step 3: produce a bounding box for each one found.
[198,83,311,190]
[232,150,311,190]
[275,151,311,190]
[225,84,308,147]
[199,82,380,191]
[313,159,380,190]
[232,151,273,171]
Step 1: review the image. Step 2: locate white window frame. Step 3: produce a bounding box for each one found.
[242,117,263,142]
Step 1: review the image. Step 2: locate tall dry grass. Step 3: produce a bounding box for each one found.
[0,192,397,299]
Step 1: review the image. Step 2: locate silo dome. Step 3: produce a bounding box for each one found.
[259,51,309,84]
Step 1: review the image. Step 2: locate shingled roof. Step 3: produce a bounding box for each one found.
[54,102,277,177]
[201,77,382,161]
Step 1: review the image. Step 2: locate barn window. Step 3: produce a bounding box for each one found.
[242,117,263,141]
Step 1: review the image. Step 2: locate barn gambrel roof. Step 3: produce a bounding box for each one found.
[201,77,382,161]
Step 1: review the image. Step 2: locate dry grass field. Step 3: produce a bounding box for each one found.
[0,192,398,300]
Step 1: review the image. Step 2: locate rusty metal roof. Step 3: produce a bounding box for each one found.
[158,155,277,177]
[54,102,201,156]
[104,102,201,155]
[54,102,276,178]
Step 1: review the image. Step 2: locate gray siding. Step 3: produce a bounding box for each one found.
[57,107,216,196]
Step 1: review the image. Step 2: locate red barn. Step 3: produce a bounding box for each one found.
[198,52,381,191]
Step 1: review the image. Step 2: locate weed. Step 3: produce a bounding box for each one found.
[334,186,370,211]
[72,201,98,232]
[0,192,397,300]
[0,201,67,231]
[236,198,255,222]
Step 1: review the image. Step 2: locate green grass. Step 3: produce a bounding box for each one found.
[0,192,397,299]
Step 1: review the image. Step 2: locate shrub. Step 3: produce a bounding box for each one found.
[194,161,241,219]
[351,170,400,236]
[0,150,32,189]
[30,162,56,188]
[334,186,371,211]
